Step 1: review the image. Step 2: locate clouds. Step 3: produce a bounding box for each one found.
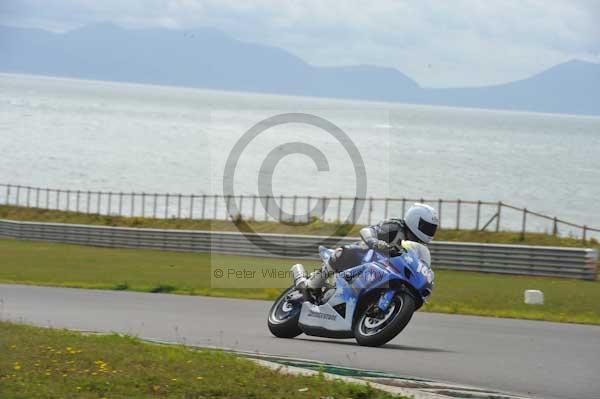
[1,0,598,86]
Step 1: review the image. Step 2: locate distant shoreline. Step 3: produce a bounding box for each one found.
[1,71,597,119]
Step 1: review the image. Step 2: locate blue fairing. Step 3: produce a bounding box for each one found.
[319,245,434,310]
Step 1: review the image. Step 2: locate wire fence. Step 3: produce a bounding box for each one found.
[1,183,598,242]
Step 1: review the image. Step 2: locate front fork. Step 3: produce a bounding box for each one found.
[377,288,396,312]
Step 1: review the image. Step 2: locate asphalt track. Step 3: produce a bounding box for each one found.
[1,284,598,399]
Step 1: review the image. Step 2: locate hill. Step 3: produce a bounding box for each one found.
[1,24,598,115]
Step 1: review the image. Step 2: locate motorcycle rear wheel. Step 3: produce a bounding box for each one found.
[267,286,303,338]
[353,291,415,347]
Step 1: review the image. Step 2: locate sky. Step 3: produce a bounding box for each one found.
[1,0,599,87]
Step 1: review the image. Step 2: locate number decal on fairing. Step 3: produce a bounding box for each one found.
[416,261,434,283]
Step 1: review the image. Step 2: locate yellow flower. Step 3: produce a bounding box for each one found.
[13,365,21,370]
[171,378,178,382]
[196,376,204,380]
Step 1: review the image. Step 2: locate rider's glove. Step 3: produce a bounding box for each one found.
[366,238,390,251]
[373,240,390,251]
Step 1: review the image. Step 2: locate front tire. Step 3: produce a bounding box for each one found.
[353,291,415,347]
[268,286,303,338]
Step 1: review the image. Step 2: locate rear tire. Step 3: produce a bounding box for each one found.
[353,291,415,347]
[267,286,303,338]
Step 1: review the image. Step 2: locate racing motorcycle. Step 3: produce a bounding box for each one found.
[268,241,434,347]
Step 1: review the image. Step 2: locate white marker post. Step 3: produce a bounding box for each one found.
[524,289,544,305]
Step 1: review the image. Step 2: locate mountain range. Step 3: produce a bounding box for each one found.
[1,24,599,116]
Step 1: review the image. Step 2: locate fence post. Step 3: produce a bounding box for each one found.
[521,208,527,239]
[213,195,218,220]
[238,195,244,219]
[264,196,269,221]
[5,184,10,205]
[86,191,91,214]
[251,195,257,220]
[224,195,231,219]
[131,192,136,217]
[108,192,112,215]
[45,188,50,209]
[165,194,170,219]
[177,194,182,219]
[142,192,146,217]
[188,195,194,219]
[402,198,406,217]
[337,196,342,223]
[583,226,587,243]
[553,217,558,236]
[75,190,80,212]
[495,201,502,232]
[66,190,70,211]
[321,196,327,221]
[438,199,442,229]
[352,197,358,224]
[201,194,206,220]
[153,193,158,218]
[307,196,311,223]
[118,192,123,216]
[384,198,389,219]
[16,185,21,206]
[368,197,373,225]
[475,200,481,230]
[278,195,284,222]
[96,191,101,214]
[35,187,40,208]
[456,199,461,230]
[292,196,297,223]
[26,186,31,207]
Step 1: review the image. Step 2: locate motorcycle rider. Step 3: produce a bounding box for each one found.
[300,203,439,291]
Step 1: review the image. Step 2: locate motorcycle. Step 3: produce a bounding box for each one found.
[267,241,434,347]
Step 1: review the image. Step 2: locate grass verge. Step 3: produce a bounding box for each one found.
[1,237,599,324]
[0,321,398,399]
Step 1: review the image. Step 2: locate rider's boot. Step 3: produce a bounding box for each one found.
[291,262,334,292]
[307,262,334,290]
[291,263,309,291]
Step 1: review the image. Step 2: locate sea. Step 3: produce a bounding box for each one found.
[1,73,599,234]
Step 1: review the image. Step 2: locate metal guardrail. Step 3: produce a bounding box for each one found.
[1,219,597,280]
[1,183,599,241]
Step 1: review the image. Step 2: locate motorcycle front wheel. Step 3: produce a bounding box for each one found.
[353,291,415,347]
[267,286,303,338]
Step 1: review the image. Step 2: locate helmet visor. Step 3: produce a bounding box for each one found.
[418,217,438,237]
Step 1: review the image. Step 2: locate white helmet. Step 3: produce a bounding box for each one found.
[404,203,439,244]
